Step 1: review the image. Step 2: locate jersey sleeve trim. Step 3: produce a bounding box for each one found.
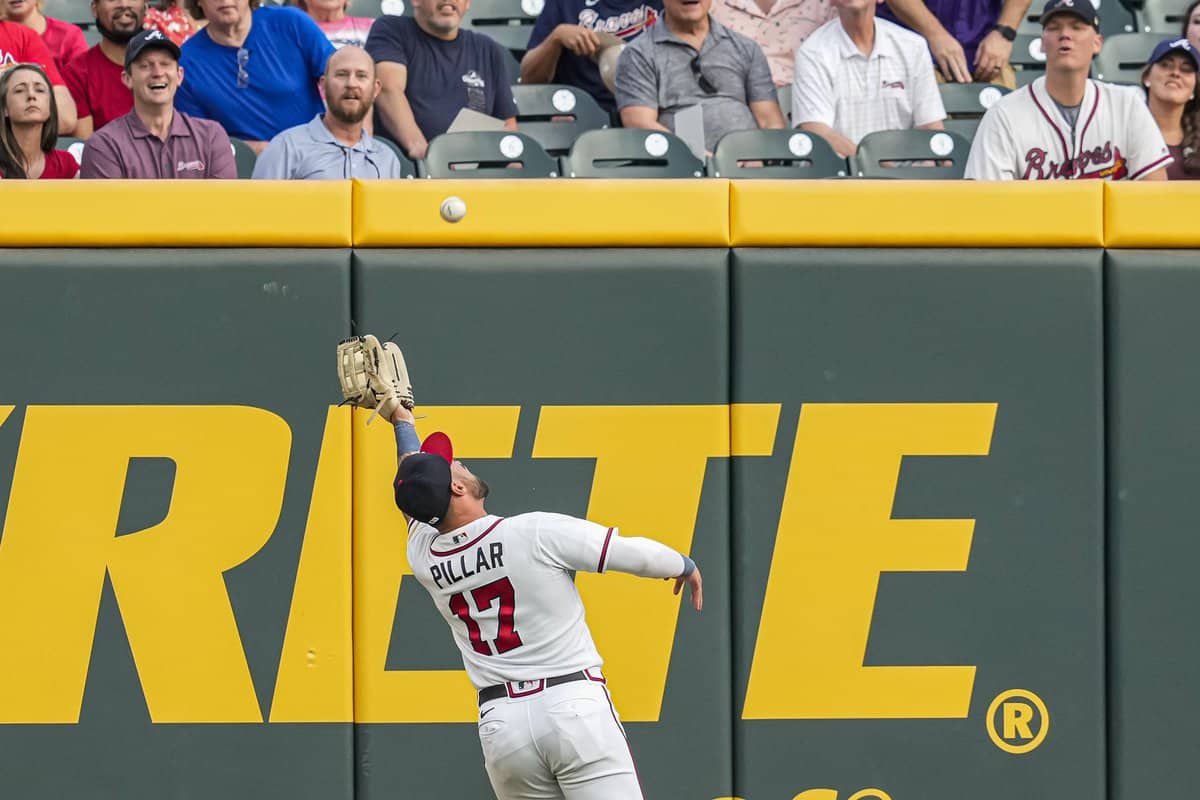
[429,517,505,556]
[1130,153,1173,180]
[597,527,614,573]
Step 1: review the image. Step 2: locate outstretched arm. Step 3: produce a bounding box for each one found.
[604,535,703,611]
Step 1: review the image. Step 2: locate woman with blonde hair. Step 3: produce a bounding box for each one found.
[1143,37,1200,180]
[0,62,78,178]
[0,0,87,73]
[296,0,374,48]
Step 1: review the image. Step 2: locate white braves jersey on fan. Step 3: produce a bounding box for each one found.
[407,512,624,689]
[965,77,1173,180]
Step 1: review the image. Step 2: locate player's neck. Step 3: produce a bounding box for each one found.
[1044,69,1088,107]
[436,506,489,534]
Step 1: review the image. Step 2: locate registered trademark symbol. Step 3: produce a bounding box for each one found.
[986,688,1050,754]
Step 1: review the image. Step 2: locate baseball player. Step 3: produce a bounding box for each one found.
[377,373,702,798]
[965,0,1173,180]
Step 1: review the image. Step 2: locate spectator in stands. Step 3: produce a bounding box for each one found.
[710,0,836,87]
[0,62,77,177]
[1,0,87,74]
[791,0,945,157]
[1185,0,1199,52]
[965,0,1172,180]
[367,0,517,159]
[0,19,78,131]
[80,28,234,176]
[144,0,203,46]
[297,0,373,48]
[1142,37,1198,180]
[63,0,144,137]
[175,0,335,154]
[253,45,403,177]
[520,0,662,111]
[615,0,785,151]
[879,0,1029,87]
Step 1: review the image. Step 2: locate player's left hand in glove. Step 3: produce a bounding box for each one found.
[336,334,414,424]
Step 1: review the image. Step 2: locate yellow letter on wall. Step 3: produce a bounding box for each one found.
[743,403,996,720]
[0,406,290,723]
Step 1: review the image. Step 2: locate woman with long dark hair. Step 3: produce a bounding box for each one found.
[1143,38,1199,180]
[0,62,78,179]
[1184,0,1200,51]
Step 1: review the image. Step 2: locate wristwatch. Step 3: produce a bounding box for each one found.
[992,23,1017,41]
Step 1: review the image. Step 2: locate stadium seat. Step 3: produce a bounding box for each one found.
[708,129,848,178]
[230,138,257,179]
[561,129,705,178]
[942,117,982,142]
[462,0,541,56]
[351,0,406,17]
[1011,33,1049,86]
[1135,0,1191,32]
[1095,32,1162,82]
[853,129,971,179]
[776,84,792,124]
[373,136,419,178]
[420,131,558,177]
[58,136,86,166]
[939,82,1010,117]
[43,0,92,24]
[511,84,609,155]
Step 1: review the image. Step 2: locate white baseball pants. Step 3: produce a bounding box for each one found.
[476,678,644,799]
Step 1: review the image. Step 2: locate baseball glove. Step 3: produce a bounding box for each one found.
[337,335,414,424]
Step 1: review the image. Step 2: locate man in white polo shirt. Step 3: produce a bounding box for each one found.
[791,0,945,156]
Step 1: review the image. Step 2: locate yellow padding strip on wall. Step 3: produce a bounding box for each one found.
[0,181,352,247]
[1104,182,1200,248]
[730,180,1104,247]
[352,179,730,247]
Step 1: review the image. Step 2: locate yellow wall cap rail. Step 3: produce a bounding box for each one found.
[0,181,352,247]
[1104,182,1200,248]
[352,179,731,247]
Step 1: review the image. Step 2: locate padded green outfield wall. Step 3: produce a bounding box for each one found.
[0,181,1195,800]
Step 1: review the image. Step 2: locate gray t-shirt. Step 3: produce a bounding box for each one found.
[614,15,777,150]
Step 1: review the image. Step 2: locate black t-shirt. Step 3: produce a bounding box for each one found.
[366,16,518,145]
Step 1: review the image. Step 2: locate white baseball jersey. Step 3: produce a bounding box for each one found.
[407,511,686,690]
[964,76,1173,180]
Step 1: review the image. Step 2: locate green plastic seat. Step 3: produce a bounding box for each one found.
[1134,0,1192,33]
[708,129,848,179]
[511,84,609,156]
[562,129,705,178]
[853,129,971,180]
[462,0,541,55]
[420,131,558,178]
[1095,32,1165,83]
[938,82,1011,117]
[230,137,258,179]
[373,136,418,178]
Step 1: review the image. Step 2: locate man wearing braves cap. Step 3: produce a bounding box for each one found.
[965,0,1173,179]
[80,28,235,178]
[387,383,701,799]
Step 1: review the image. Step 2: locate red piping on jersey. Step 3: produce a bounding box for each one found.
[601,685,647,797]
[585,668,607,684]
[1130,154,1173,180]
[597,528,614,573]
[430,517,505,556]
[1078,84,1100,149]
[1030,84,1071,166]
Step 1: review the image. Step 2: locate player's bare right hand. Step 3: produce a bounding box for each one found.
[673,566,703,612]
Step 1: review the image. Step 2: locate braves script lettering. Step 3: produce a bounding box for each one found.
[1021,141,1128,180]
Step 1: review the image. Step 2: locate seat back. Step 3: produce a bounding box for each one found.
[1011,34,1050,86]
[942,117,982,143]
[420,131,558,178]
[1136,0,1192,32]
[938,82,1010,117]
[230,137,258,179]
[351,0,407,17]
[462,0,541,55]
[709,129,848,178]
[511,84,610,155]
[1095,32,1164,82]
[562,129,705,177]
[373,136,419,178]
[57,135,86,166]
[853,129,970,179]
[43,0,92,24]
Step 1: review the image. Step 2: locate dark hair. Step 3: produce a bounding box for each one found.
[0,63,59,180]
[182,0,261,21]
[1183,0,1199,39]
[1143,54,1200,176]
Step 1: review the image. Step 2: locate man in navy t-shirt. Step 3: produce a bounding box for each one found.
[365,0,518,159]
[175,2,334,152]
[520,0,662,111]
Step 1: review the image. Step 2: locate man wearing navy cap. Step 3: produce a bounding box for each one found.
[965,0,1173,179]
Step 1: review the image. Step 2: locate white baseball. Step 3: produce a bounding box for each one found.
[440,196,467,223]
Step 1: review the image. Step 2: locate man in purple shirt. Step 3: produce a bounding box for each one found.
[882,0,1031,86]
[81,28,236,178]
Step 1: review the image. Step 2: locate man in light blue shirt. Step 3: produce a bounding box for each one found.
[253,46,408,179]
